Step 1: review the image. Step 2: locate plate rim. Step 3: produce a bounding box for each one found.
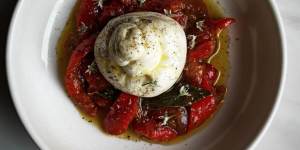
[6,0,287,149]
[246,0,287,149]
[6,0,51,149]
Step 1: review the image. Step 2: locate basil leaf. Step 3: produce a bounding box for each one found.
[97,88,120,101]
[142,84,210,107]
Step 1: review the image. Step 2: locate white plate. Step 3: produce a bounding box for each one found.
[6,0,286,149]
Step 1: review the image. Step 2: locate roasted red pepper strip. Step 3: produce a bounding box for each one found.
[140,0,184,13]
[184,60,204,88]
[172,14,188,29]
[132,119,177,142]
[187,18,235,61]
[207,18,235,33]
[94,97,112,107]
[132,107,188,142]
[187,39,215,61]
[98,0,126,27]
[164,0,185,13]
[188,95,218,131]
[103,93,139,135]
[119,0,138,7]
[82,55,112,108]
[76,0,99,35]
[64,36,99,116]
[200,63,219,92]
[184,61,218,92]
[83,64,110,93]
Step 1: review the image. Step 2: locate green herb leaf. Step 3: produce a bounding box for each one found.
[142,84,210,107]
[97,88,120,101]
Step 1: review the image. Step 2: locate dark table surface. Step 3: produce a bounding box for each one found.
[0,1,39,149]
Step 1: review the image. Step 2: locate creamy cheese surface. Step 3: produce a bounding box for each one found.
[94,12,187,97]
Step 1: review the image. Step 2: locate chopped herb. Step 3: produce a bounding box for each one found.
[93,0,105,9]
[142,80,158,86]
[158,112,176,126]
[187,35,197,49]
[142,84,210,107]
[85,61,98,75]
[163,9,172,16]
[196,20,205,32]
[137,0,146,6]
[179,85,191,96]
[78,22,88,34]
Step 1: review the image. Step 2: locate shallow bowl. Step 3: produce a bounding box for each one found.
[7,0,286,149]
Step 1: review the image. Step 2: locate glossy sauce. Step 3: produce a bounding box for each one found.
[57,0,230,143]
